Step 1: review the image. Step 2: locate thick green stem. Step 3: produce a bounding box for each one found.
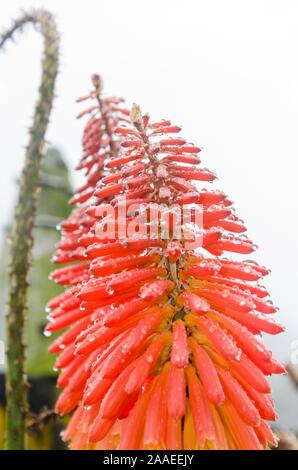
[0,9,59,450]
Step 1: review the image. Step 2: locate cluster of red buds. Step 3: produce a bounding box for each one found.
[46,75,285,450]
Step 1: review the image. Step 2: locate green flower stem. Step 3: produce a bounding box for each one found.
[0,9,59,450]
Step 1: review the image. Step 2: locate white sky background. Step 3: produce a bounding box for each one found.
[0,0,298,425]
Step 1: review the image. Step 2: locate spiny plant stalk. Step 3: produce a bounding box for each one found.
[46,88,284,449]
[0,9,59,450]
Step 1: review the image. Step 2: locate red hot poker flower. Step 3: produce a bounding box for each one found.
[47,98,284,450]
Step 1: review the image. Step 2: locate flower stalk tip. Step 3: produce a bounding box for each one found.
[91,73,103,96]
[130,103,143,131]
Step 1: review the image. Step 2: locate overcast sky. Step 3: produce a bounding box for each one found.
[0,1,298,422]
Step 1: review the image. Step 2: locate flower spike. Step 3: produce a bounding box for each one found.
[47,97,284,450]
